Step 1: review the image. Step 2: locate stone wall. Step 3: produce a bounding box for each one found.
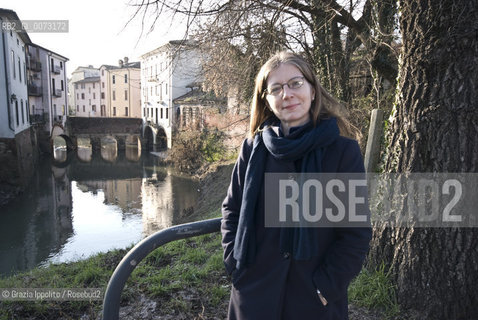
[67,117,142,135]
[0,127,40,206]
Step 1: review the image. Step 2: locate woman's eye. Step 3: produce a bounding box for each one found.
[289,80,303,88]
[269,87,281,94]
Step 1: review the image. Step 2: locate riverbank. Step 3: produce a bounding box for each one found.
[0,160,402,319]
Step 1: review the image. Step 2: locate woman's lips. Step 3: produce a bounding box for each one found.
[283,103,300,110]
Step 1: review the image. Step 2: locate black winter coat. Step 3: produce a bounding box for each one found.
[221,132,372,320]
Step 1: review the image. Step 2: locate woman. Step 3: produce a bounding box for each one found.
[221,51,372,319]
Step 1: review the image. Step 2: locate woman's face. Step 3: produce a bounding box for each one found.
[264,63,315,134]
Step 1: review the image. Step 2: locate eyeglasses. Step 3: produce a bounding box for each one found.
[264,76,305,96]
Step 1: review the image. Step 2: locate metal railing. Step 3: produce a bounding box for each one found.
[102,217,222,320]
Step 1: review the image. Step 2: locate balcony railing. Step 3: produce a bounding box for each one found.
[53,89,62,97]
[28,85,42,96]
[30,113,45,124]
[28,60,42,72]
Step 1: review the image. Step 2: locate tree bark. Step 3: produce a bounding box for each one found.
[368,0,478,319]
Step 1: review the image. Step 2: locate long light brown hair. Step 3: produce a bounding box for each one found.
[249,51,360,140]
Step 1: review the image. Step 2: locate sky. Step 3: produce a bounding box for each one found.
[1,0,186,77]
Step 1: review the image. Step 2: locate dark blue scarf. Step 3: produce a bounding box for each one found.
[233,117,340,270]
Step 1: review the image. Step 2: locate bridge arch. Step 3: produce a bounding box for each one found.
[142,124,168,151]
[51,124,74,151]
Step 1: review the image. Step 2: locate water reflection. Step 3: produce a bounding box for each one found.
[53,136,67,162]
[0,154,199,276]
[126,145,141,162]
[101,136,118,162]
[77,137,92,162]
[125,135,142,162]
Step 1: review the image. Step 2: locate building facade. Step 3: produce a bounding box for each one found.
[99,58,141,119]
[73,77,101,117]
[0,9,31,139]
[140,40,201,149]
[27,44,69,134]
[68,66,100,116]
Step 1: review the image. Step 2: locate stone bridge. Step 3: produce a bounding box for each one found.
[65,117,143,150]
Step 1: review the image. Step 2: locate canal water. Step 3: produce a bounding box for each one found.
[0,147,199,277]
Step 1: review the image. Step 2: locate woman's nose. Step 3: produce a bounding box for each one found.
[281,85,293,99]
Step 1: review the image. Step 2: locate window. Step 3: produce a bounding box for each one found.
[51,58,54,69]
[102,82,104,88]
[112,91,116,100]
[81,83,85,89]
[24,62,26,83]
[166,107,168,119]
[75,84,78,90]
[125,107,128,116]
[61,80,64,91]
[11,51,15,79]
[93,92,96,99]
[101,69,104,76]
[15,101,19,126]
[93,82,95,89]
[88,87,91,94]
[124,74,128,83]
[21,100,24,124]
[160,108,163,119]
[125,90,128,100]
[52,78,56,92]
[81,93,85,99]
[60,61,63,69]
[101,92,105,99]
[92,105,96,112]
[112,75,115,84]
[159,84,162,100]
[18,57,21,82]
[77,105,79,111]
[77,93,79,100]
[155,85,158,95]
[113,107,116,116]
[165,83,168,95]
[83,105,85,112]
[89,99,91,105]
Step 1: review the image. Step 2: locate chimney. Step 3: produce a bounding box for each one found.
[118,59,123,67]
[124,57,129,64]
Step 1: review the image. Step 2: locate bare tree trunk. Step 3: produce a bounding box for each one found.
[368,0,478,318]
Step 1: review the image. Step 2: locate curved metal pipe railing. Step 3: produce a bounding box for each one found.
[102,217,222,320]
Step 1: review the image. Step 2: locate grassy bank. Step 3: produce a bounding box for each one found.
[0,161,400,319]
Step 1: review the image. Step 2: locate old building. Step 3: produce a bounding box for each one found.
[73,76,101,117]
[68,66,100,116]
[99,58,141,119]
[140,40,201,149]
[27,44,69,134]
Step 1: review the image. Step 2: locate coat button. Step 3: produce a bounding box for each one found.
[283,252,290,259]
